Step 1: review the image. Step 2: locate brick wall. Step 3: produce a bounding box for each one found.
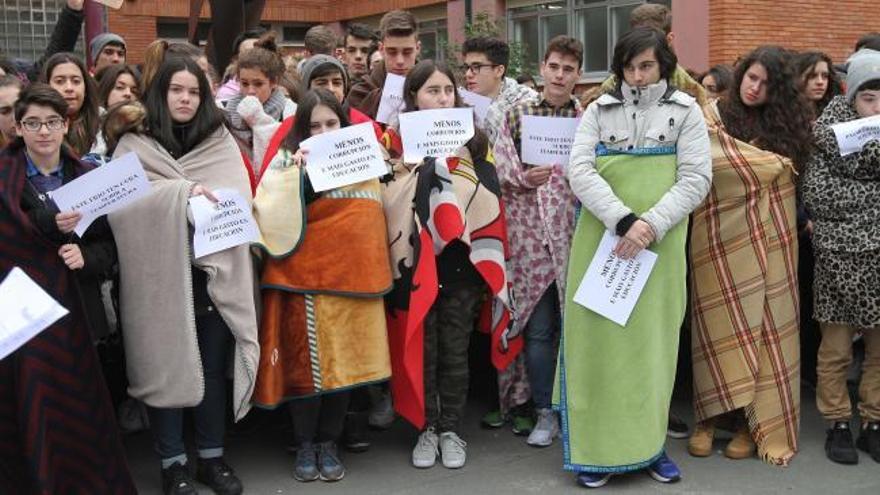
[709,0,876,66]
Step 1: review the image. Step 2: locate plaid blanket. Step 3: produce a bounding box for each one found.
[689,103,800,465]
[382,147,519,428]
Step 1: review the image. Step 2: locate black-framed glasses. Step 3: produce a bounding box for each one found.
[459,63,499,74]
[20,118,65,132]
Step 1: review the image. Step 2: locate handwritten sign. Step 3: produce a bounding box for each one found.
[521,115,580,167]
[459,89,492,128]
[399,108,475,163]
[573,231,657,327]
[0,267,69,360]
[189,188,260,259]
[299,122,388,192]
[376,73,406,124]
[831,114,880,156]
[49,152,151,236]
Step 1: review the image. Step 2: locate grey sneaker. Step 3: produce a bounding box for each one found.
[439,431,467,469]
[317,441,345,482]
[527,408,560,447]
[412,427,439,468]
[293,443,319,482]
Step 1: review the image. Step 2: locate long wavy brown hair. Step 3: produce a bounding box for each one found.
[719,46,813,169]
[40,53,100,157]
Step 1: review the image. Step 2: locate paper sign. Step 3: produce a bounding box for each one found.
[399,108,475,163]
[831,114,880,156]
[49,152,151,236]
[92,0,124,8]
[189,188,260,259]
[521,115,580,167]
[573,231,657,327]
[0,267,69,360]
[299,122,388,192]
[459,88,492,128]
[376,73,406,124]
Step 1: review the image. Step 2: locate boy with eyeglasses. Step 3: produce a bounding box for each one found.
[461,36,538,142]
[491,35,583,449]
[0,83,134,494]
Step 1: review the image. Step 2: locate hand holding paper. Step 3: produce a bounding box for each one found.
[573,231,657,327]
[189,188,260,259]
[48,152,152,236]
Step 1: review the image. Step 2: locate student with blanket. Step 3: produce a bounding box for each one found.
[0,83,136,494]
[491,35,582,447]
[802,49,880,465]
[380,60,516,470]
[251,89,393,482]
[40,52,100,157]
[688,46,813,466]
[224,32,297,180]
[108,57,259,495]
[562,28,711,488]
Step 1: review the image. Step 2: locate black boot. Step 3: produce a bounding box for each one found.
[825,421,859,465]
[857,421,880,463]
[161,462,198,495]
[343,412,371,453]
[196,457,243,495]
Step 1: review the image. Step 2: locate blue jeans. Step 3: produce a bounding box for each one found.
[525,284,561,410]
[147,310,231,463]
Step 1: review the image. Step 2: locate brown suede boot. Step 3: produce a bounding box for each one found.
[688,419,716,457]
[725,426,756,459]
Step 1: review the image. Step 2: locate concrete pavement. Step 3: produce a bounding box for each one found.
[125,385,880,494]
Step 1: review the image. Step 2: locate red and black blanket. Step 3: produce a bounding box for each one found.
[381,147,521,428]
[0,147,135,494]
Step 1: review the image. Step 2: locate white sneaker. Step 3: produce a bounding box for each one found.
[412,427,439,468]
[368,391,395,429]
[527,408,560,447]
[439,431,467,469]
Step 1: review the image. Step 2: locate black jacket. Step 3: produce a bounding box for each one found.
[17,147,118,339]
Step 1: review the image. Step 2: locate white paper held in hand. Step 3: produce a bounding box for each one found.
[0,267,69,361]
[399,108,475,163]
[376,73,406,124]
[831,114,880,156]
[189,188,260,259]
[48,152,152,236]
[521,115,580,167]
[573,231,657,327]
[299,122,388,192]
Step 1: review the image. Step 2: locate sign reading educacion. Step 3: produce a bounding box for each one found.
[399,108,475,163]
[300,122,388,192]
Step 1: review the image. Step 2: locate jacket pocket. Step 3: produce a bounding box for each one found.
[599,129,630,150]
[644,127,676,148]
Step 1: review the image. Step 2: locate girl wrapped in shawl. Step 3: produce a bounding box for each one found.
[381,60,516,470]
[108,57,259,495]
[223,33,297,182]
[562,28,711,487]
[252,89,392,482]
[688,46,813,465]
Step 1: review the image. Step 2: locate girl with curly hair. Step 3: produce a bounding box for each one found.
[688,46,812,466]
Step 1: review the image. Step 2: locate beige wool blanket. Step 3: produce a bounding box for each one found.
[109,129,259,420]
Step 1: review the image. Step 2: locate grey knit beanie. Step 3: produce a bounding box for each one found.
[845,49,880,102]
[299,55,349,92]
[89,33,126,64]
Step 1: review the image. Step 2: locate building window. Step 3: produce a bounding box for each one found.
[419,19,447,63]
[508,0,670,78]
[1,0,83,63]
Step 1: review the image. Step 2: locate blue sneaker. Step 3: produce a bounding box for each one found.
[576,472,612,488]
[647,452,681,483]
[293,442,319,482]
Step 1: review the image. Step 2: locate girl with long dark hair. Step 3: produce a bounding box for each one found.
[793,51,843,118]
[40,52,100,156]
[689,46,811,466]
[252,88,393,482]
[108,56,259,495]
